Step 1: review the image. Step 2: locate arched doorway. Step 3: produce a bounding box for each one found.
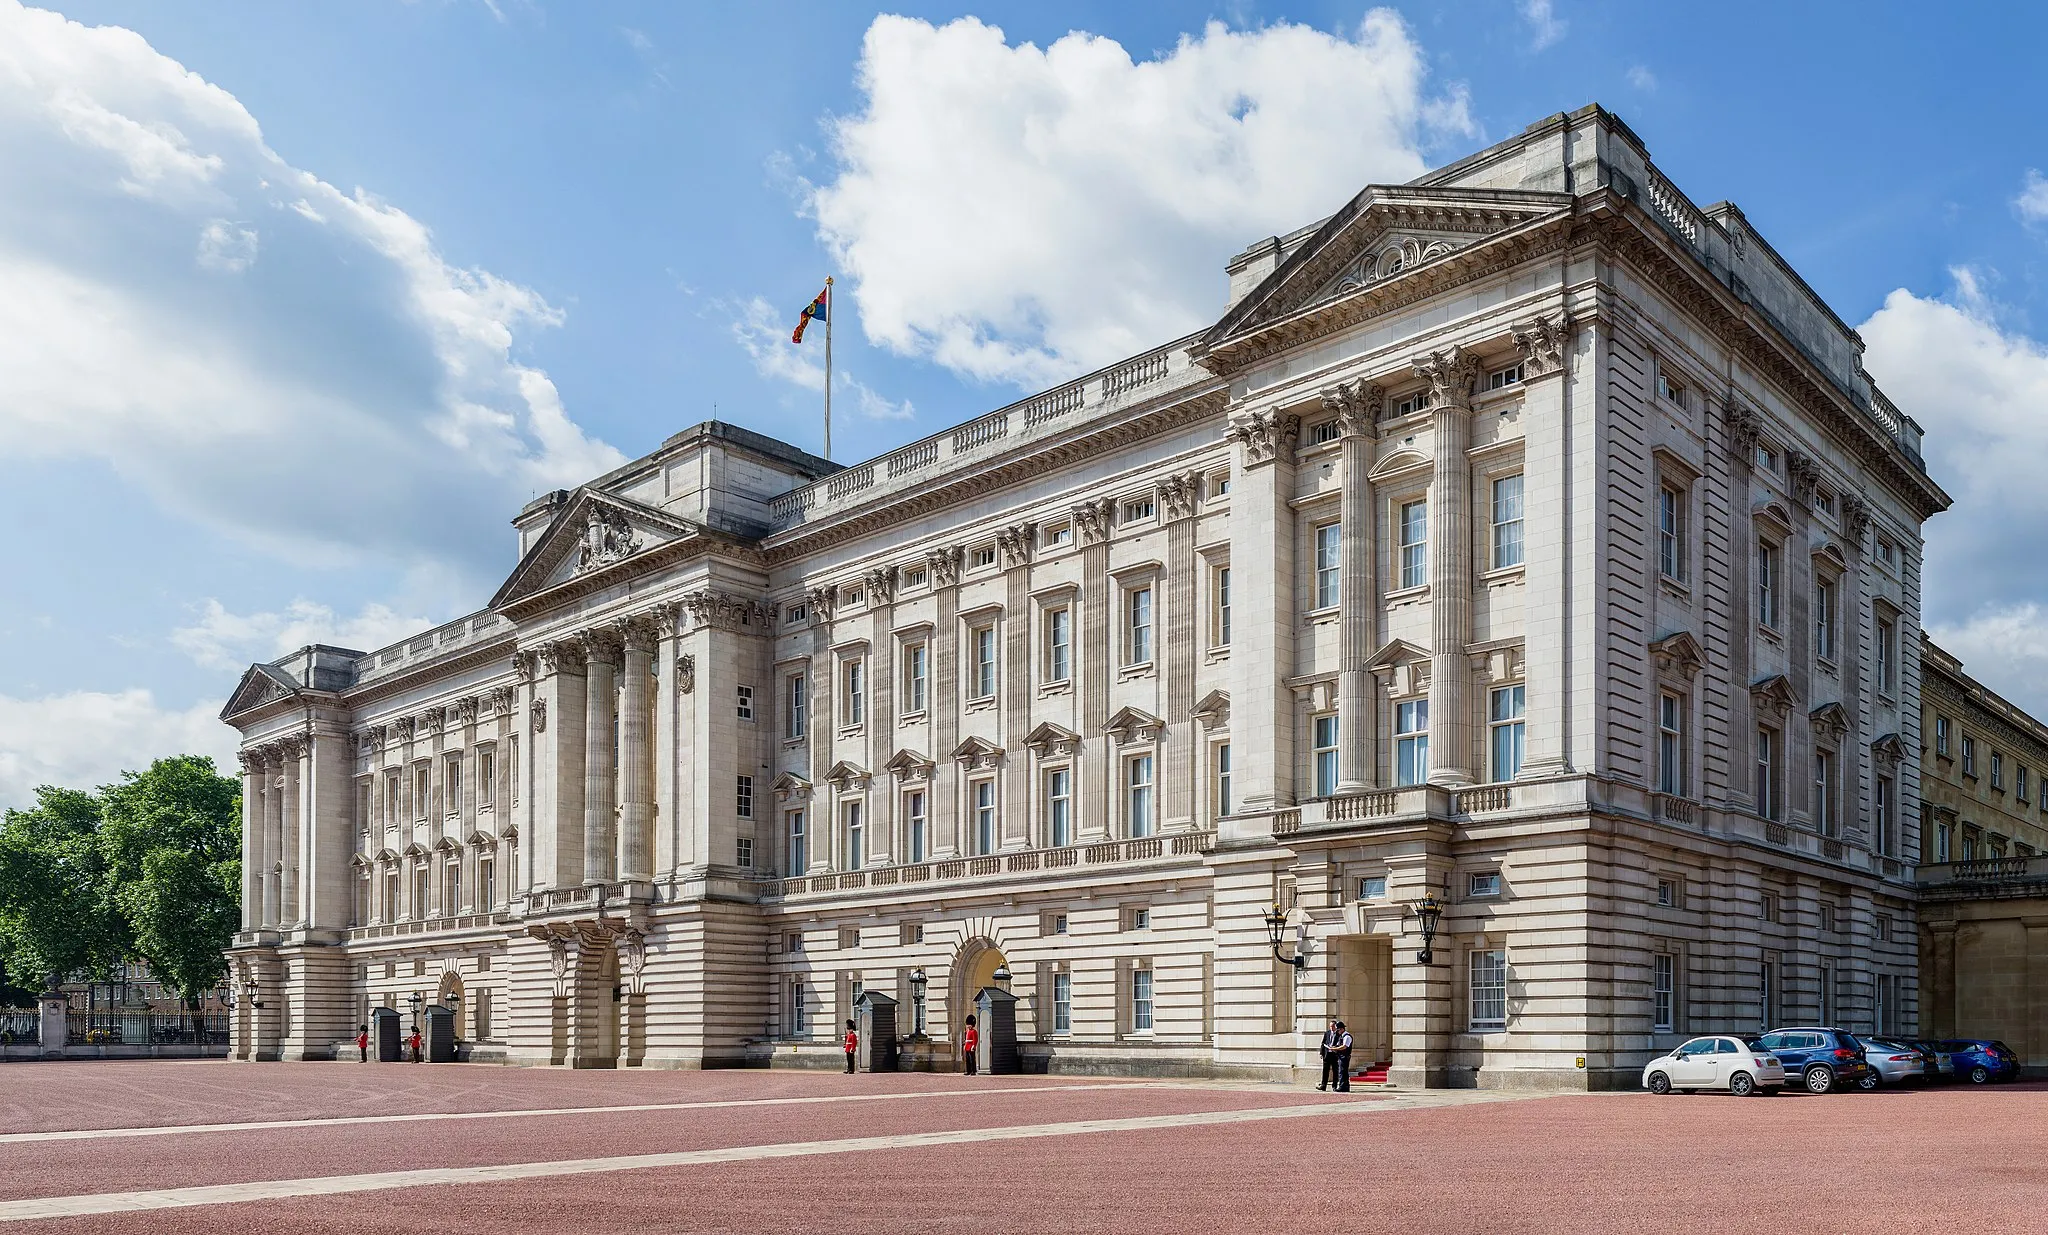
[436,971,465,1040]
[952,937,1008,1058]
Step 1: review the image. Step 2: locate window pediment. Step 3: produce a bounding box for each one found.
[1650,630,1705,682]
[1368,449,1431,483]
[1191,689,1231,731]
[1024,722,1082,759]
[772,772,813,803]
[951,736,1005,770]
[1871,733,1905,769]
[825,761,871,793]
[1753,499,1795,537]
[1105,706,1165,745]
[1750,674,1797,720]
[1809,702,1850,744]
[884,748,934,784]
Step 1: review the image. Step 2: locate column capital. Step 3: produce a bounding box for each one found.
[1510,311,1574,378]
[1412,345,1480,411]
[1071,498,1115,544]
[926,544,964,586]
[1226,407,1299,468]
[1322,380,1383,439]
[577,626,622,667]
[618,612,661,654]
[1155,470,1202,521]
[864,566,897,606]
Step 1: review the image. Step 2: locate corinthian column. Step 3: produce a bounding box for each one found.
[280,737,303,927]
[582,628,621,886]
[238,752,260,931]
[261,750,283,927]
[1417,346,1480,787]
[617,617,656,884]
[1329,380,1382,792]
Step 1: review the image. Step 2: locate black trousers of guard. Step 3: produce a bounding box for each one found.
[845,1050,857,1074]
[1320,1052,1342,1088]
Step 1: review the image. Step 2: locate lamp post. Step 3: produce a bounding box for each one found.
[242,976,262,1010]
[1410,894,1445,965]
[908,968,928,1037]
[1261,904,1309,969]
[990,965,1013,990]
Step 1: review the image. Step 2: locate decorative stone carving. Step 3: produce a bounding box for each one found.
[651,602,682,639]
[885,748,935,785]
[926,545,964,586]
[1023,722,1081,759]
[236,750,257,774]
[578,626,622,668]
[772,772,813,803]
[1839,493,1872,547]
[489,687,515,718]
[864,567,896,606]
[1649,631,1706,682]
[950,736,1005,771]
[616,930,647,996]
[393,716,415,742]
[548,937,570,997]
[366,724,388,752]
[513,650,539,683]
[681,589,761,632]
[1511,312,1574,377]
[805,585,837,623]
[825,760,871,793]
[1104,706,1165,745]
[1321,381,1383,439]
[1871,733,1905,770]
[1721,399,1761,466]
[529,698,548,733]
[1786,451,1822,503]
[575,506,640,574]
[417,709,445,736]
[1809,701,1850,744]
[1749,674,1797,720]
[676,654,696,696]
[1191,689,1231,731]
[1412,345,1481,410]
[457,697,479,727]
[1071,498,1116,544]
[1155,471,1200,521]
[1226,408,1300,466]
[538,640,584,674]
[618,612,660,652]
[997,522,1038,568]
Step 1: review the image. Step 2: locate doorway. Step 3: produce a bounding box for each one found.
[953,938,1008,1058]
[1335,936,1394,1067]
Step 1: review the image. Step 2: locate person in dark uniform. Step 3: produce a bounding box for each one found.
[1318,1019,1343,1090]
[1333,1021,1354,1092]
[844,1019,859,1073]
[963,1014,980,1075]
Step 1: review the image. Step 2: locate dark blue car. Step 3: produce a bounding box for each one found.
[1940,1039,2021,1084]
[1756,1027,1872,1094]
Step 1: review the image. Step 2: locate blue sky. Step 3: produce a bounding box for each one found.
[3,0,2046,806]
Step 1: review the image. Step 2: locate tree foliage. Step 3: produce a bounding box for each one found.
[0,756,240,1001]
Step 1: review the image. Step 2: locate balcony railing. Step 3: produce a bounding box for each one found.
[760,831,1214,899]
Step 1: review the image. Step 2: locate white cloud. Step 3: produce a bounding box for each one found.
[0,689,235,810]
[1520,0,1566,51]
[2018,169,2048,224]
[807,13,1471,389]
[728,295,915,423]
[1860,275,2048,714]
[171,598,435,671]
[1626,65,1657,92]
[0,1,624,577]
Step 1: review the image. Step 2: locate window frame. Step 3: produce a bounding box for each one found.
[1657,691,1689,797]
[1045,767,1073,849]
[1395,698,1430,787]
[969,623,999,701]
[1469,948,1508,1031]
[1124,585,1154,667]
[1126,753,1156,839]
[1044,605,1072,684]
[904,789,928,863]
[1397,500,1428,590]
[842,658,866,727]
[971,778,997,855]
[1658,484,1687,582]
[785,809,807,876]
[736,774,754,819]
[784,672,807,742]
[902,640,929,714]
[1488,684,1526,783]
[1311,714,1339,798]
[1652,952,1676,1033]
[1490,473,1525,571]
[1756,726,1781,820]
[1756,539,1781,630]
[1313,522,1342,609]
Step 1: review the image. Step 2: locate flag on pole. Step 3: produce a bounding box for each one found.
[791,285,829,344]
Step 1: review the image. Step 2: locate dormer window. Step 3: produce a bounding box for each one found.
[1487,364,1522,390]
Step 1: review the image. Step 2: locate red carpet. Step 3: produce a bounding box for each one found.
[1351,1062,1392,1084]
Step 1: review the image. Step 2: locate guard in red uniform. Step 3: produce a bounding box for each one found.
[963,1014,980,1075]
[844,1019,859,1073]
[356,1024,369,1063]
[409,1027,423,1063]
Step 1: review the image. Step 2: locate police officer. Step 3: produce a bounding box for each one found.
[1318,1019,1343,1090]
[1333,1021,1354,1092]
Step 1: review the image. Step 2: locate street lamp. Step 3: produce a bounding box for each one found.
[1262,904,1308,969]
[908,968,928,1036]
[990,965,1013,990]
[242,976,262,1010]
[1410,894,1445,965]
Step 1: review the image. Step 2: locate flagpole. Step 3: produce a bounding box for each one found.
[823,276,834,461]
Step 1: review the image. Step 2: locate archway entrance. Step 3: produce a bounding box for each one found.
[953,938,1008,1059]
[436,971,465,1040]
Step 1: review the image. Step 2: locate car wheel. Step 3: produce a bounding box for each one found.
[1970,1065,1990,1085]
[1857,1069,1881,1091]
[1647,1071,1671,1096]
[1729,1072,1755,1097]
[1805,1066,1836,1095]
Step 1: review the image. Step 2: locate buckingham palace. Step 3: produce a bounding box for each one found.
[221,104,1949,1089]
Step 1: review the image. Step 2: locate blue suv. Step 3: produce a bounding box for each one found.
[1941,1039,2021,1084]
[1756,1027,1872,1094]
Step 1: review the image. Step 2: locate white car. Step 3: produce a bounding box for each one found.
[1643,1035,1787,1096]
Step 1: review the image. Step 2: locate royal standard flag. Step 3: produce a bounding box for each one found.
[791,285,828,344]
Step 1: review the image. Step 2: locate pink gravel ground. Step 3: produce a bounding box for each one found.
[4,1063,2047,1234]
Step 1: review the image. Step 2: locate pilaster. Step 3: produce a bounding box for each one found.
[1330,381,1381,791]
[1514,311,1577,776]
[1417,346,1479,787]
[618,616,657,884]
[582,628,621,886]
[1224,406,1300,833]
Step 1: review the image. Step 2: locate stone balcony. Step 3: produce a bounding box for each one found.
[756,831,1217,902]
[346,912,511,942]
[1918,856,2048,902]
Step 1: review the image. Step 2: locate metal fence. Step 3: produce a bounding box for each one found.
[0,1009,36,1045]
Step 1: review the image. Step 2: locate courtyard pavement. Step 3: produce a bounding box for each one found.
[0,1061,2045,1232]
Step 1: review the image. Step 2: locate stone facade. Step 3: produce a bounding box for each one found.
[222,105,1949,1088]
[1919,635,2048,862]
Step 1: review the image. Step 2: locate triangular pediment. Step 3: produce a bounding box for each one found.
[825,760,871,792]
[951,736,1005,770]
[771,771,812,802]
[490,489,705,611]
[1650,630,1706,681]
[1191,689,1231,730]
[1368,637,1432,672]
[1809,701,1850,743]
[1105,706,1165,745]
[885,748,935,783]
[220,664,300,722]
[1203,186,1574,354]
[1024,722,1082,759]
[1750,674,1798,719]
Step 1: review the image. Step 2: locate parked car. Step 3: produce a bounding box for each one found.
[1911,1040,1957,1081]
[1756,1027,1872,1094]
[1940,1039,2021,1084]
[1642,1035,1786,1096]
[1859,1038,1928,1088]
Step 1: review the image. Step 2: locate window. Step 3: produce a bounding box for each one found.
[1658,485,1686,581]
[790,981,808,1037]
[1963,735,1977,778]
[1876,537,1896,569]
[1398,501,1428,589]
[734,684,753,721]
[1652,954,1675,1032]
[1469,950,1507,1030]
[353,871,369,926]
[785,811,807,876]
[2021,767,2032,804]
[1876,915,1892,944]
[1489,685,1526,782]
[1815,490,1835,516]
[1656,879,1676,908]
[1935,715,1951,757]
[1657,693,1688,797]
[1132,968,1155,1031]
[1045,607,1071,683]
[1214,742,1232,818]
[384,867,399,920]
[973,545,998,568]
[1044,522,1072,548]
[1394,390,1432,416]
[973,780,996,854]
[1876,616,1896,695]
[1314,523,1341,608]
[736,775,754,819]
[1813,749,1836,837]
[1395,699,1430,786]
[1992,752,2005,791]
[1053,971,1072,1033]
[1656,371,1689,408]
[1491,474,1525,570]
[1870,773,1893,856]
[1963,829,1979,861]
[479,749,496,807]
[904,642,928,713]
[1213,566,1232,647]
[1312,715,1339,798]
[1046,769,1072,848]
[736,837,753,868]
[1311,419,1341,444]
[1358,875,1388,900]
[785,603,807,624]
[1127,755,1155,838]
[411,861,428,919]
[1755,727,1780,820]
[971,625,998,699]
[1122,497,1154,523]
[1051,914,1068,935]
[443,861,461,915]
[1487,363,1522,390]
[785,674,807,740]
[1126,586,1154,665]
[415,767,430,820]
[1935,820,1952,863]
[1130,907,1151,930]
[1756,444,1777,472]
[843,801,864,869]
[1757,540,1779,628]
[843,660,865,726]
[445,760,462,815]
[904,567,927,588]
[1468,871,1502,898]
[477,853,496,909]
[905,790,927,862]
[1758,961,1775,1031]
[1815,579,1836,661]
[1819,904,1837,933]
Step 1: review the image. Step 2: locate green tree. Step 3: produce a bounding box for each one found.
[0,787,127,991]
[97,756,241,1003]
